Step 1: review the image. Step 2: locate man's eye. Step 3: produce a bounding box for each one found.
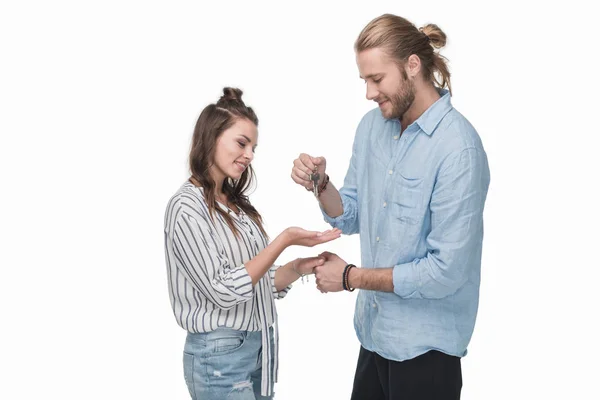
[374,78,382,83]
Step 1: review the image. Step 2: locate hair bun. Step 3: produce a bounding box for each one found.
[221,87,243,102]
[419,24,446,49]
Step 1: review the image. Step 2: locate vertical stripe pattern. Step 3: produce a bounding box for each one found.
[164,181,291,396]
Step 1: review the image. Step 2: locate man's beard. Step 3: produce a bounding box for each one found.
[385,78,415,120]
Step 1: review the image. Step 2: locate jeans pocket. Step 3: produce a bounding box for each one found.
[183,352,196,399]
[209,329,247,355]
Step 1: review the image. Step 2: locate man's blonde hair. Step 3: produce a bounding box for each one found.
[355,14,452,94]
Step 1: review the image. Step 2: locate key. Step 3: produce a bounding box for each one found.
[310,168,320,197]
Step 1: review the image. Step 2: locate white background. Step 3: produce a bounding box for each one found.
[1,0,598,399]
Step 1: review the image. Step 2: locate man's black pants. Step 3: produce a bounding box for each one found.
[350,346,462,400]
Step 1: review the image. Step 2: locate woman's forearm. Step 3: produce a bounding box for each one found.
[274,260,302,291]
[245,233,289,286]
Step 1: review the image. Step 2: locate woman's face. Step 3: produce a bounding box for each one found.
[211,118,257,183]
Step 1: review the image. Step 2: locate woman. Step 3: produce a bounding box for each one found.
[164,87,340,399]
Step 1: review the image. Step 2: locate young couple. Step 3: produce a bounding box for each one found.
[164,13,489,400]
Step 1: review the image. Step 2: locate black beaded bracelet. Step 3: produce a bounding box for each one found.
[343,264,356,292]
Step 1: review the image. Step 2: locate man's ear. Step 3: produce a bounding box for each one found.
[406,54,422,78]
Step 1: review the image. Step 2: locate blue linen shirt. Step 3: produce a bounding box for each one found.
[323,90,490,361]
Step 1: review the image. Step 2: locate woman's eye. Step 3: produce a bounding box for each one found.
[238,141,245,148]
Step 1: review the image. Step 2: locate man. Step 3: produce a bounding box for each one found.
[291,14,490,400]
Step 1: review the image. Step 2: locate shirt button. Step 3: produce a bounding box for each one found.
[376,237,380,242]
[393,135,399,140]
[372,303,377,308]
[383,202,387,208]
[388,170,393,175]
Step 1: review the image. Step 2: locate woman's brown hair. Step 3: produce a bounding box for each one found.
[188,87,267,238]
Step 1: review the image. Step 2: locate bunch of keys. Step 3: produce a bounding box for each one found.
[309,167,320,197]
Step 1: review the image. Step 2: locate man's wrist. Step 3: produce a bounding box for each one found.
[347,265,361,290]
[317,174,329,197]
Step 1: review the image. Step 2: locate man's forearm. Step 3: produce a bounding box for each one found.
[348,267,394,292]
[319,181,344,218]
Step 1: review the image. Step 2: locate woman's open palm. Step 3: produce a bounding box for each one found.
[284,227,342,247]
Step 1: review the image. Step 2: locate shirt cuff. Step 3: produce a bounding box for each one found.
[223,264,255,299]
[392,261,422,299]
[269,265,292,300]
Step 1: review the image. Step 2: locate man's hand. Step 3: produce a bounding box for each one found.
[291,153,327,190]
[314,251,347,293]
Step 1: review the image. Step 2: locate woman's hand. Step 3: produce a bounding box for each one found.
[282,227,341,247]
[293,256,326,276]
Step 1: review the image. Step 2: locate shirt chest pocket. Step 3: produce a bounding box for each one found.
[390,172,424,225]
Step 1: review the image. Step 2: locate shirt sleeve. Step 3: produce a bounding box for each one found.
[172,211,254,309]
[321,115,369,235]
[268,265,292,300]
[393,147,490,299]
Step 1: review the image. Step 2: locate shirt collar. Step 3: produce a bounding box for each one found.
[415,88,453,136]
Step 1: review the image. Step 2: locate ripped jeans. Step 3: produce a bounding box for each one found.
[183,327,274,400]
